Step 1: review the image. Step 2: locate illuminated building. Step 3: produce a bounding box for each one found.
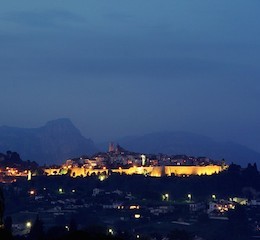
[43,145,228,178]
[109,142,115,152]
[44,164,227,178]
[28,170,32,181]
[208,200,235,215]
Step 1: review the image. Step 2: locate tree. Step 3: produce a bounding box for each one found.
[69,217,77,233]
[0,228,13,240]
[4,216,13,233]
[28,216,45,240]
[46,226,67,240]
[228,205,250,239]
[168,229,192,240]
[0,187,4,226]
[228,163,241,173]
[197,213,209,224]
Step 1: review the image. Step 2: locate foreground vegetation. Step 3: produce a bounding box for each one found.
[0,163,259,240]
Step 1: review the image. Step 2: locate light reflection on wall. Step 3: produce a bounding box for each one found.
[44,165,227,178]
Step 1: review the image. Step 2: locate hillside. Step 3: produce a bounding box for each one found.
[0,119,97,165]
[99,131,260,166]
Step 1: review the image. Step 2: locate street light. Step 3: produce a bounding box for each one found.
[162,193,169,201]
[165,193,169,201]
[29,190,35,196]
[188,194,192,201]
[108,228,114,235]
[99,175,106,181]
[26,221,32,228]
[212,194,216,200]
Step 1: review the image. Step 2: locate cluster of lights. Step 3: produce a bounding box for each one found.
[217,204,235,213]
[160,193,220,202]
[28,187,79,195]
[129,205,140,210]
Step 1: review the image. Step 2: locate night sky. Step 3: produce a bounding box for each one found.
[1,1,260,152]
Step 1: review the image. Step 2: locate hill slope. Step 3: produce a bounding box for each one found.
[104,132,260,166]
[0,119,97,165]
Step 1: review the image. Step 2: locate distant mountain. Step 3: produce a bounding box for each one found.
[0,119,97,165]
[100,131,260,166]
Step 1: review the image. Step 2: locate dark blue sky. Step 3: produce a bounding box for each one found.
[1,0,260,151]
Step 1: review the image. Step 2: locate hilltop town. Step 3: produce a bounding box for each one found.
[0,143,227,183]
[45,143,227,178]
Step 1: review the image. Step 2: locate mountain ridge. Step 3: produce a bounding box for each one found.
[1,120,259,166]
[98,131,260,166]
[0,118,97,165]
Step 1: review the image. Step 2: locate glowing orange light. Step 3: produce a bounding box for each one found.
[130,205,140,210]
[29,190,35,195]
